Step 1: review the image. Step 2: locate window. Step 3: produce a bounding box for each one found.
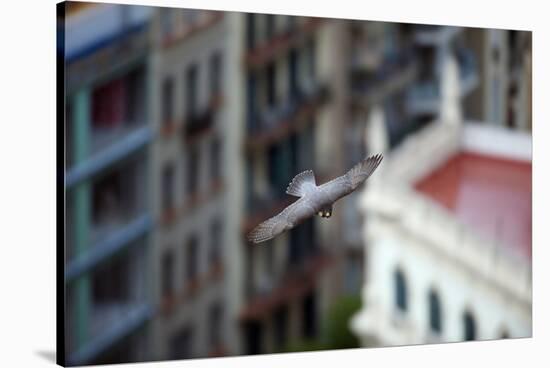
[302,292,317,338]
[288,48,299,99]
[186,235,199,281]
[428,289,442,334]
[209,218,222,265]
[210,137,222,183]
[162,77,174,124]
[185,64,198,119]
[246,73,258,131]
[170,326,193,360]
[394,268,407,312]
[244,321,262,355]
[306,38,316,83]
[185,145,200,197]
[273,305,288,350]
[125,67,145,123]
[209,52,222,99]
[266,62,277,108]
[161,251,174,298]
[162,163,175,211]
[246,13,256,50]
[463,311,476,341]
[209,302,223,347]
[92,77,125,129]
[265,14,275,40]
[268,139,292,195]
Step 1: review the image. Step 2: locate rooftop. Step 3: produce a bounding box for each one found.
[415,151,532,260]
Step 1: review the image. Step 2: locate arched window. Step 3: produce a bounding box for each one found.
[463,310,476,341]
[394,269,408,312]
[428,289,442,334]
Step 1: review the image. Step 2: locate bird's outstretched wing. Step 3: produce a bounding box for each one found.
[319,154,383,203]
[247,197,315,244]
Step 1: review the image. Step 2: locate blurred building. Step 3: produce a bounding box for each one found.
[148,7,237,360]
[463,29,532,131]
[237,13,351,354]
[351,54,532,346]
[63,3,154,365]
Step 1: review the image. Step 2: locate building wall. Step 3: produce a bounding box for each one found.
[149,9,235,360]
[361,223,531,346]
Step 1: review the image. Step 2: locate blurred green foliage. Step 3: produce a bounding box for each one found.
[283,294,362,353]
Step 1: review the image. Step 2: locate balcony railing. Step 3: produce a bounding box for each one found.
[67,302,153,366]
[240,251,331,321]
[65,125,152,188]
[245,17,323,69]
[65,213,152,281]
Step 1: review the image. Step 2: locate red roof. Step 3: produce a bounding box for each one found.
[415,152,532,260]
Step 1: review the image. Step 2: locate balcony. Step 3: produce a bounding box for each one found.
[245,82,329,151]
[65,5,150,93]
[65,125,152,188]
[67,303,153,366]
[245,17,323,69]
[65,214,152,281]
[240,251,332,321]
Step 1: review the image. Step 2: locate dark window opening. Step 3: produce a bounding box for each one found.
[209,218,222,265]
[244,321,262,355]
[209,302,223,347]
[186,235,199,281]
[266,62,277,108]
[161,251,174,298]
[170,326,193,360]
[162,164,175,211]
[394,269,407,312]
[288,48,299,99]
[210,137,222,183]
[274,305,288,350]
[186,145,199,197]
[162,77,174,124]
[303,291,317,338]
[463,311,476,341]
[246,13,256,50]
[210,52,222,98]
[185,64,198,119]
[428,289,442,334]
[265,14,275,40]
[246,73,258,131]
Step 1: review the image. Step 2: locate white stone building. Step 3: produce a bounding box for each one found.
[351,56,532,347]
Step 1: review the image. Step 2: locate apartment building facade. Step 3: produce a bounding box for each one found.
[148,7,238,360]
[63,3,154,365]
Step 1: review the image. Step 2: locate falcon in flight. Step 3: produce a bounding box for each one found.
[247,154,383,244]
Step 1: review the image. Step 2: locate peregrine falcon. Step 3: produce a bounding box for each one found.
[247,154,383,244]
